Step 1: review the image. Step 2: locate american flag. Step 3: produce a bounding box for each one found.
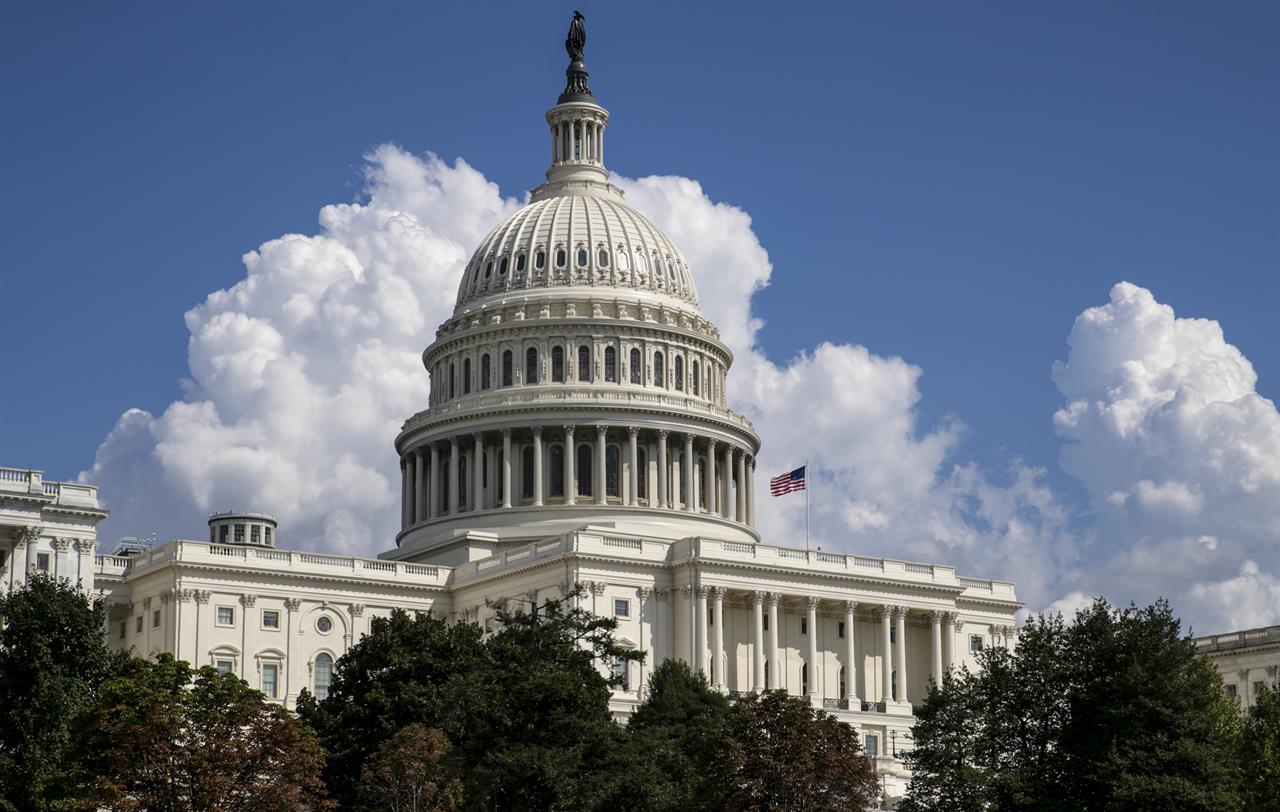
[770,465,807,496]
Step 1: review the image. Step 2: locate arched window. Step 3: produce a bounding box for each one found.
[578,345,591,382]
[499,256,508,275]
[556,247,567,268]
[576,443,592,498]
[630,348,641,384]
[502,350,513,387]
[550,445,565,497]
[535,249,546,270]
[463,358,472,395]
[522,446,535,499]
[480,354,491,390]
[604,347,617,382]
[525,348,539,384]
[313,653,333,701]
[552,346,565,383]
[449,362,456,399]
[459,455,469,508]
[674,356,684,391]
[598,247,609,267]
[692,360,700,396]
[654,352,665,388]
[637,447,648,500]
[654,257,663,278]
[606,446,620,497]
[576,247,588,267]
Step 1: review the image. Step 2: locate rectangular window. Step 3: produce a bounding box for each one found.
[216,659,234,676]
[262,663,279,698]
[119,621,126,640]
[264,527,272,546]
[250,525,261,544]
[890,629,896,644]
[800,618,808,635]
[219,525,229,544]
[1226,684,1238,697]
[864,734,879,758]
[135,615,143,633]
[234,524,245,543]
[614,599,630,618]
[216,606,235,626]
[838,621,846,639]
[612,659,630,691]
[153,609,161,628]
[708,607,714,626]
[970,635,984,653]
[763,614,769,632]
[37,553,50,572]
[262,609,280,629]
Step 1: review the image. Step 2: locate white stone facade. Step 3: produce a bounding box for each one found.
[1194,626,1280,709]
[1,466,106,594]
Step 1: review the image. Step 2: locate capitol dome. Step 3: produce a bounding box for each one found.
[454,194,700,314]
[391,19,760,563]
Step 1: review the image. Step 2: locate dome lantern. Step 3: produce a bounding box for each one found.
[538,12,611,199]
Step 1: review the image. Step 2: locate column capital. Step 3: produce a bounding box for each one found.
[892,605,908,620]
[176,589,194,603]
[449,436,459,449]
[193,590,212,605]
[563,424,576,437]
[285,598,303,611]
[843,600,859,613]
[349,603,365,617]
[638,587,654,599]
[708,585,725,599]
[240,593,257,607]
[159,589,174,604]
[501,427,512,438]
[531,425,543,438]
[765,591,781,607]
[707,438,718,450]
[953,616,965,632]
[142,596,153,610]
[752,590,766,605]
[589,581,607,596]
[874,605,891,621]
[52,536,72,551]
[595,424,607,436]
[693,585,710,598]
[18,525,41,544]
[657,429,669,440]
[806,596,820,610]
[628,426,639,438]
[930,609,945,622]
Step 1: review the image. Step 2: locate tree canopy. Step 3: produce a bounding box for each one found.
[902,598,1241,812]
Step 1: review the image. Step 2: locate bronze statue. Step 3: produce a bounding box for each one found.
[566,11,586,63]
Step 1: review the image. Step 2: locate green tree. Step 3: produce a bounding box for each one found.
[297,609,489,807]
[0,574,122,812]
[301,587,642,811]
[80,654,332,811]
[1240,682,1280,811]
[601,659,730,810]
[358,723,462,812]
[903,599,1241,811]
[696,690,879,811]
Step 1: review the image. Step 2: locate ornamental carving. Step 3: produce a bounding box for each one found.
[53,537,72,551]
[193,590,211,604]
[74,538,97,555]
[176,589,194,603]
[349,603,365,617]
[285,598,303,611]
[240,594,258,608]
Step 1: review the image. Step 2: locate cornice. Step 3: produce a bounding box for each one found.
[121,560,449,595]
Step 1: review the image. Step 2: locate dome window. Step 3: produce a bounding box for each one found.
[578,345,591,382]
[667,257,676,278]
[525,348,539,384]
[604,346,617,382]
[576,247,588,267]
[653,257,663,277]
[502,350,513,386]
[552,346,565,383]
[499,257,509,275]
[674,356,684,391]
[535,250,546,270]
[692,360,700,396]
[654,352,665,388]
[598,248,609,267]
[556,247,567,268]
[516,253,526,273]
[617,249,630,271]
[629,348,641,384]
[485,261,493,279]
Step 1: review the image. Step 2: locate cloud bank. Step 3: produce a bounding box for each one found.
[83,146,1280,632]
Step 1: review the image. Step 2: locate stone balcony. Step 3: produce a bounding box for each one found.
[95,539,451,589]
[1194,624,1280,654]
[0,466,102,510]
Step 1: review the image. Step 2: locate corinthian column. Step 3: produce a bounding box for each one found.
[844,601,858,702]
[657,430,669,509]
[595,425,607,506]
[879,606,893,702]
[752,591,766,692]
[564,426,576,506]
[895,607,909,705]
[683,434,695,512]
[930,610,944,685]
[627,427,639,507]
[473,435,484,511]
[706,439,718,515]
[532,427,544,506]
[806,597,819,701]
[501,429,512,509]
[429,443,441,518]
[448,438,459,514]
[711,587,725,690]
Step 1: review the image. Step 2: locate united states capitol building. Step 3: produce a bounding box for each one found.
[0,25,1027,799]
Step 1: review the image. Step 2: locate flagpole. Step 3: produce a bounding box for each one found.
[805,459,810,552]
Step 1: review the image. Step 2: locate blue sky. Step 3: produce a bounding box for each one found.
[2,3,1279,626]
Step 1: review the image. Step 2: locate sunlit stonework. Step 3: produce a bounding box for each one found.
[0,25,1024,803]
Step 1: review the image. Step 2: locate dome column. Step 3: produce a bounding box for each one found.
[657,431,669,509]
[532,427,544,507]
[722,446,733,518]
[474,435,484,511]
[627,427,639,507]
[448,438,460,515]
[501,429,513,509]
[400,457,410,529]
[683,434,695,513]
[736,451,747,522]
[414,450,426,523]
[429,443,441,518]
[747,457,756,527]
[706,440,718,515]
[563,426,576,506]
[595,425,607,506]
